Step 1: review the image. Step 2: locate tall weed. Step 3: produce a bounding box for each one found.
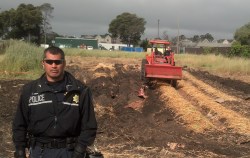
[175,54,250,75]
[0,40,43,77]
[0,40,249,79]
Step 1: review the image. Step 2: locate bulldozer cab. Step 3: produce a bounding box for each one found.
[146,40,175,65]
[150,39,170,55]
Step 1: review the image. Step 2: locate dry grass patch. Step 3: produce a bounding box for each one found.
[158,82,215,133]
[183,71,237,101]
[99,146,185,158]
[176,54,250,76]
[91,63,115,71]
[179,80,250,135]
[91,63,117,78]
[94,102,116,118]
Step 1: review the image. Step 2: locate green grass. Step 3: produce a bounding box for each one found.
[0,40,44,79]
[63,48,146,59]
[0,40,249,79]
[175,54,250,75]
[0,54,4,62]
[0,40,147,79]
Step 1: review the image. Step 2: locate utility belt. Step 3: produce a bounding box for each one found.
[29,137,77,149]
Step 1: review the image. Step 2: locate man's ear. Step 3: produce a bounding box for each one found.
[41,61,44,69]
[41,60,44,69]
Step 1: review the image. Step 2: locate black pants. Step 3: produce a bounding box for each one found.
[30,146,74,158]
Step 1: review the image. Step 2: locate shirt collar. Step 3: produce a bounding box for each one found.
[37,71,80,93]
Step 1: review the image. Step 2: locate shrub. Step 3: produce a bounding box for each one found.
[241,45,250,58]
[230,41,250,58]
[202,47,213,54]
[0,40,43,72]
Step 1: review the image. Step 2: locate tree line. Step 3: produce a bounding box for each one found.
[230,22,250,57]
[0,4,249,57]
[0,3,54,44]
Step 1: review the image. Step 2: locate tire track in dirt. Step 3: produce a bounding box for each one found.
[183,72,237,101]
[177,72,250,135]
[157,71,250,135]
[158,83,215,133]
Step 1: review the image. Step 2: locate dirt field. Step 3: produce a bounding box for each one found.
[0,56,250,158]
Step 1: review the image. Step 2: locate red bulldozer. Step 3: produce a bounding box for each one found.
[139,40,182,98]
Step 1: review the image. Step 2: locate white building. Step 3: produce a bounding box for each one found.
[99,43,131,50]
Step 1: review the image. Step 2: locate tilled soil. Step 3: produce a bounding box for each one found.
[0,56,250,158]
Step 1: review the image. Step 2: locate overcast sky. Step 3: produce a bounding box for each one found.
[1,0,250,40]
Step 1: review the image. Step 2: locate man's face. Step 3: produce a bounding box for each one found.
[42,51,66,82]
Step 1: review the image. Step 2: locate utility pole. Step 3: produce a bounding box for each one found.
[177,17,180,54]
[44,32,47,44]
[158,19,160,39]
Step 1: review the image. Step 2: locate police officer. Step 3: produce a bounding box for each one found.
[12,46,97,158]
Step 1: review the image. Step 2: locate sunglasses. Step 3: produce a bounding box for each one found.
[43,59,64,65]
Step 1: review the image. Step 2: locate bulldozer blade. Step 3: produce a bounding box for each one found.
[145,64,182,80]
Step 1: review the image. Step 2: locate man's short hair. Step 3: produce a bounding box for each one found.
[43,46,65,59]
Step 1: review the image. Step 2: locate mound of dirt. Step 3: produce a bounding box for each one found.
[0,57,250,158]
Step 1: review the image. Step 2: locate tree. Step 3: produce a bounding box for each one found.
[192,35,200,42]
[170,36,177,45]
[108,12,146,46]
[39,3,54,44]
[200,33,214,42]
[234,22,250,45]
[0,4,43,44]
[0,9,16,39]
[140,38,149,51]
[16,4,42,42]
[0,11,9,38]
[179,34,186,41]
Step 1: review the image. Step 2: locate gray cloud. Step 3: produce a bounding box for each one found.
[1,0,250,39]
